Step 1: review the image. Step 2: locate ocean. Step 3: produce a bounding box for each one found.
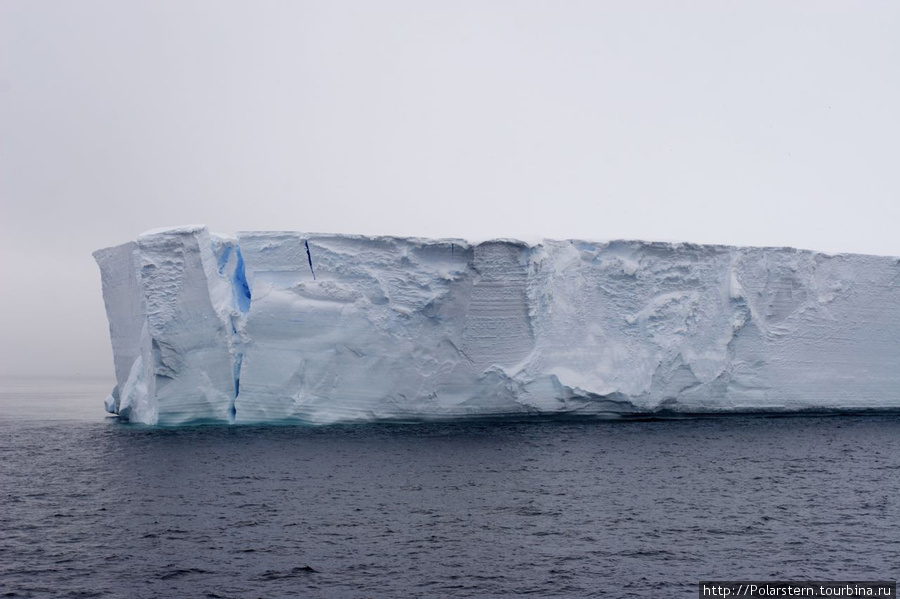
[1,378,898,598]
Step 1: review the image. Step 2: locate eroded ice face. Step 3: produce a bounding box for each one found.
[94,226,900,425]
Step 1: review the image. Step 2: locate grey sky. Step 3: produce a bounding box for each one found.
[1,1,898,378]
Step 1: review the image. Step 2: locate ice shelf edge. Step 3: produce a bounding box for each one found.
[94,226,900,425]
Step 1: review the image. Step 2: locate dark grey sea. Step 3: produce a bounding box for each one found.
[1,378,898,598]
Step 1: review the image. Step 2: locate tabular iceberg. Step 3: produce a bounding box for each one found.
[94,225,900,425]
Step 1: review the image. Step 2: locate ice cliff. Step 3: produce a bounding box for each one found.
[94,225,900,425]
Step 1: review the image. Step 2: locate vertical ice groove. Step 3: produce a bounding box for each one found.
[232,246,251,313]
[209,233,251,423]
[216,244,232,275]
[305,239,317,280]
[229,246,249,422]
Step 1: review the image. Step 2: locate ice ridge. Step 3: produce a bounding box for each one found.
[93,226,900,425]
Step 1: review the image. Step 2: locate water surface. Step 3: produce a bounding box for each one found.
[1,379,898,598]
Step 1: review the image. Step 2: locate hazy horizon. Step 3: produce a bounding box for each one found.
[1,1,898,378]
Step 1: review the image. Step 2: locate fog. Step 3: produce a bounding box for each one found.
[1,1,898,377]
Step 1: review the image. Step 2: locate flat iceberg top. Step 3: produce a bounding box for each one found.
[94,226,900,425]
[138,224,209,238]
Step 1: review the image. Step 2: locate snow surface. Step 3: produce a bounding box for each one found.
[94,226,900,425]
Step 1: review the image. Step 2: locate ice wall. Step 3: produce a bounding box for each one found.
[94,226,900,425]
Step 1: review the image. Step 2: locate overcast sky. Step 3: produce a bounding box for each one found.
[1,1,898,378]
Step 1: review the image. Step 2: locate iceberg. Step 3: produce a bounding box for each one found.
[94,225,900,425]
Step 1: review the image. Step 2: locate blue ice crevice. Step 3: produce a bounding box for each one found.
[228,244,251,422]
[216,244,233,275]
[232,246,251,314]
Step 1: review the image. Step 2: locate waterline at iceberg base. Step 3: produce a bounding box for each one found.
[94,225,900,426]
